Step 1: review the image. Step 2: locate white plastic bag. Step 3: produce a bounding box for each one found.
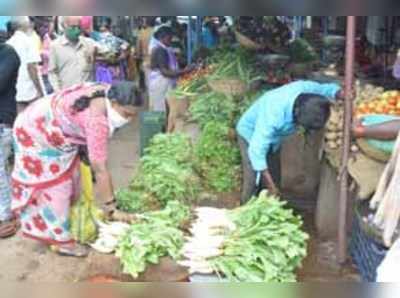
[377,238,400,282]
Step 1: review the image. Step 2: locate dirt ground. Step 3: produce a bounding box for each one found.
[0,111,360,282]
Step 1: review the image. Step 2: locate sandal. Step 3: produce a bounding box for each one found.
[52,243,90,258]
[0,217,20,239]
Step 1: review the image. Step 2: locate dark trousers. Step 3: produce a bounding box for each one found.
[238,136,281,204]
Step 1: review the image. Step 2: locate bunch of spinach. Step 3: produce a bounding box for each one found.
[194,121,241,193]
[189,92,237,129]
[116,201,191,278]
[116,134,201,212]
[209,191,309,282]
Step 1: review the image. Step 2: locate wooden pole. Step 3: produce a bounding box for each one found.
[338,16,356,264]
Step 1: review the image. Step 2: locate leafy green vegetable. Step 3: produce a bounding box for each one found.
[116,201,191,278]
[209,191,309,282]
[288,38,317,63]
[189,92,237,128]
[116,134,201,212]
[194,121,241,193]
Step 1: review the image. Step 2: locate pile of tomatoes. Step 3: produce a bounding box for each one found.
[177,65,214,88]
[356,91,400,117]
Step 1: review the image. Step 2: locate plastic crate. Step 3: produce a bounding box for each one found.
[350,215,388,282]
[139,112,166,156]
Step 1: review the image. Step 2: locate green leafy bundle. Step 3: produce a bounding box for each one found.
[194,121,241,193]
[207,47,260,83]
[210,191,309,282]
[288,38,317,63]
[116,201,191,278]
[189,92,237,128]
[116,134,201,212]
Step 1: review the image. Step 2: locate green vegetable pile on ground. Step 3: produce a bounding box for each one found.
[116,201,191,278]
[194,121,241,193]
[189,92,236,128]
[210,191,309,282]
[116,134,201,213]
[179,191,309,281]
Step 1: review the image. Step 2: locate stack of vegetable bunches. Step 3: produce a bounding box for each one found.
[194,121,242,193]
[206,47,261,84]
[288,38,317,63]
[179,191,309,282]
[116,134,201,213]
[189,92,237,129]
[116,201,191,279]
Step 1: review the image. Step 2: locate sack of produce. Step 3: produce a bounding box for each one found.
[70,163,104,244]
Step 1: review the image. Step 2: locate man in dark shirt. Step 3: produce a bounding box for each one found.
[0,29,20,238]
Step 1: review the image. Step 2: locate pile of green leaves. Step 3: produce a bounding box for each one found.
[288,38,317,63]
[194,121,241,193]
[189,92,237,128]
[116,134,201,213]
[116,201,191,278]
[209,191,309,282]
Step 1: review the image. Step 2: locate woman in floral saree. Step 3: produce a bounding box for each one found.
[11,81,136,257]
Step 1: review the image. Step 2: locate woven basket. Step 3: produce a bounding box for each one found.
[235,31,263,50]
[208,78,247,96]
[357,138,391,163]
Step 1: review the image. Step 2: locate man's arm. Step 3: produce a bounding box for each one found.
[0,48,19,93]
[27,63,43,98]
[248,114,279,194]
[48,44,61,92]
[298,80,342,100]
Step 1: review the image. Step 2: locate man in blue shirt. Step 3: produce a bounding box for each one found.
[237,80,343,204]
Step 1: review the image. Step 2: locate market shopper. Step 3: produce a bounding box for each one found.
[0,30,21,238]
[148,26,193,111]
[48,16,97,91]
[237,80,343,204]
[11,81,137,257]
[6,16,43,111]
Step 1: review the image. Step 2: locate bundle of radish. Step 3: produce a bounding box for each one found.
[370,133,400,247]
[179,191,309,282]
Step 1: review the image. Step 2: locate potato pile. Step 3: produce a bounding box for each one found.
[325,102,359,153]
[325,102,344,150]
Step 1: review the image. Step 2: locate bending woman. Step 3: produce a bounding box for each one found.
[11,81,136,257]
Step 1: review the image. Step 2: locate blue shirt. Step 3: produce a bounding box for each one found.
[236,80,341,173]
[0,16,11,31]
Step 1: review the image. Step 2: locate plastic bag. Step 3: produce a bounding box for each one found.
[70,163,104,244]
[377,238,400,282]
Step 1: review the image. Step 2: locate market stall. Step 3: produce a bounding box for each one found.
[70,16,400,283]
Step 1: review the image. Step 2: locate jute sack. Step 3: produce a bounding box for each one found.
[166,94,190,133]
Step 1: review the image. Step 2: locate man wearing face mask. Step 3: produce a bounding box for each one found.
[48,16,97,91]
[237,80,344,204]
[11,81,137,257]
[6,16,43,111]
